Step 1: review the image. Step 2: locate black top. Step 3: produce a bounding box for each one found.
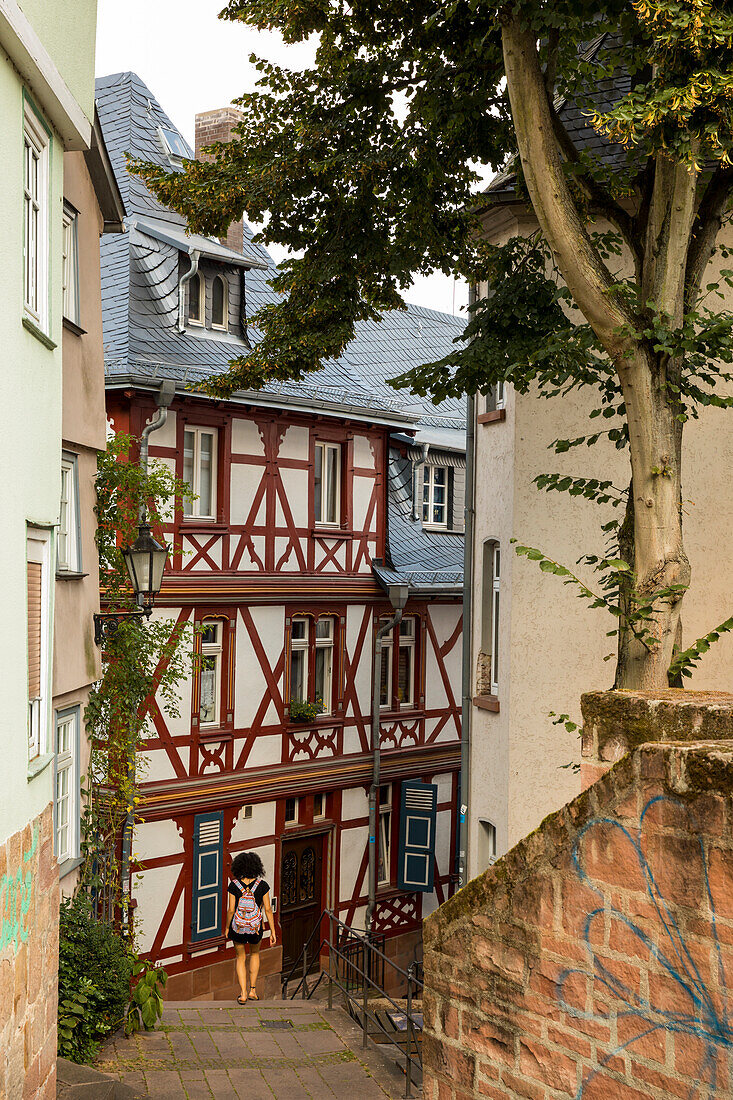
[228,878,269,907]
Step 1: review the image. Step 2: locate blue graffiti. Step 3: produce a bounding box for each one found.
[557,796,733,1098]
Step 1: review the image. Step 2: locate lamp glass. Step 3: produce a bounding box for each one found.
[122,524,168,602]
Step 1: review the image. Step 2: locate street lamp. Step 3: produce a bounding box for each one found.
[365,580,410,935]
[94,522,169,645]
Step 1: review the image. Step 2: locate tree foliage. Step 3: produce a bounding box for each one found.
[131,0,733,688]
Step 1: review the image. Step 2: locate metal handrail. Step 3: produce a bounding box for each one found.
[280,908,331,995]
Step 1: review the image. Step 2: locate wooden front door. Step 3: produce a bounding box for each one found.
[280,834,324,974]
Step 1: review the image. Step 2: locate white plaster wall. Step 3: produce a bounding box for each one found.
[231,801,275,844]
[342,787,368,820]
[345,606,373,719]
[149,408,177,449]
[134,819,184,863]
[278,425,308,461]
[245,736,281,768]
[234,606,283,729]
[352,476,374,531]
[340,826,367,900]
[230,463,265,526]
[231,417,265,457]
[279,467,308,526]
[353,435,375,469]
[134,863,181,954]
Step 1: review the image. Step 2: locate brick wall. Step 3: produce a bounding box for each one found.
[194,108,245,253]
[423,692,733,1099]
[0,804,59,1100]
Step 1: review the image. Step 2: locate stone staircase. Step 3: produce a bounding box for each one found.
[57,1058,139,1100]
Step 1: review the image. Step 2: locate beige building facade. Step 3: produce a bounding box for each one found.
[467,202,733,875]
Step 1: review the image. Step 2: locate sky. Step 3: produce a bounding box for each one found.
[95,0,468,317]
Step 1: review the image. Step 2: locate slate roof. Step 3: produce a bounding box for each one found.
[95,70,466,591]
[486,33,632,201]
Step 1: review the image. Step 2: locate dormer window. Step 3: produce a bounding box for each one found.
[211,275,228,331]
[158,126,189,168]
[423,465,449,528]
[188,273,203,326]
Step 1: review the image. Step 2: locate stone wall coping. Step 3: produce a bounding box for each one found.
[425,737,733,944]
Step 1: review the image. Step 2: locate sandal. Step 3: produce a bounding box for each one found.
[248,990,259,1000]
[237,995,248,1005]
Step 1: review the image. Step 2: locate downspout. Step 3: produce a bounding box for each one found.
[177,249,201,333]
[366,607,404,935]
[458,284,477,890]
[120,379,176,933]
[411,443,430,521]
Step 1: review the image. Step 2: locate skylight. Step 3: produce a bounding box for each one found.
[158,126,190,166]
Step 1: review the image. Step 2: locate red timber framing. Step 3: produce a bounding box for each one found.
[109,387,462,991]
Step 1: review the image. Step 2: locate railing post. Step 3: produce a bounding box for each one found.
[302,937,308,999]
[405,963,414,1099]
[362,937,369,1049]
[328,912,333,1010]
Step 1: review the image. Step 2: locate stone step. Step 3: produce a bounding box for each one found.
[163,998,316,1009]
[57,1057,139,1100]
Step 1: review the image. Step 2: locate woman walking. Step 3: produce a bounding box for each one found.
[226,851,277,1004]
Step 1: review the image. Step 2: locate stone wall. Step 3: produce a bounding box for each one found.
[163,944,282,1001]
[0,804,58,1100]
[423,693,733,1099]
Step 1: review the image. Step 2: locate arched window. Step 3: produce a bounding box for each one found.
[188,272,203,325]
[212,274,228,330]
[480,540,500,696]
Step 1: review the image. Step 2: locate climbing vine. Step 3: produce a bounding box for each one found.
[78,433,196,926]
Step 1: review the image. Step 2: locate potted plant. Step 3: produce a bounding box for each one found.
[288,697,323,723]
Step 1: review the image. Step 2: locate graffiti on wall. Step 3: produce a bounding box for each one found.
[557,795,732,1098]
[0,826,38,954]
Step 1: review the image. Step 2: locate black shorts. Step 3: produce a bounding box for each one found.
[228,925,263,945]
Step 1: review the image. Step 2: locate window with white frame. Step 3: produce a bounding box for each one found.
[379,615,417,710]
[290,617,308,704]
[158,126,190,167]
[188,273,204,325]
[58,455,81,573]
[481,542,501,695]
[199,620,223,726]
[27,529,51,761]
[314,442,341,525]
[289,616,335,713]
[211,275,228,330]
[314,618,334,714]
[23,102,50,329]
[422,465,448,528]
[378,784,392,885]
[397,618,416,707]
[55,709,79,864]
[285,797,299,824]
[62,203,80,326]
[183,427,217,519]
[486,382,506,414]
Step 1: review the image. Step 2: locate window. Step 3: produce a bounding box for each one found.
[211,275,228,330]
[313,793,325,819]
[380,615,418,710]
[480,541,501,696]
[199,620,223,727]
[58,455,80,573]
[158,126,190,167]
[289,616,336,714]
[290,618,308,704]
[27,529,50,761]
[314,442,341,526]
[478,819,498,872]
[378,784,392,885]
[55,709,79,864]
[183,427,217,519]
[486,382,506,414]
[23,101,50,329]
[62,204,80,325]
[423,465,448,528]
[285,797,299,824]
[188,273,204,325]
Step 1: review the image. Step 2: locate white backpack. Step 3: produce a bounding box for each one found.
[231,877,263,935]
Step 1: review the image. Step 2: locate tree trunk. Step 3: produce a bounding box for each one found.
[502,18,695,690]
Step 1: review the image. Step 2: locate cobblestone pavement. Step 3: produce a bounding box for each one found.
[96,999,416,1099]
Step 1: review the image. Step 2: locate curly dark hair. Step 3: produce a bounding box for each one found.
[231,851,266,880]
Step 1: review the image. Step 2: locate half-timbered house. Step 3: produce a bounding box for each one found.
[96,72,465,999]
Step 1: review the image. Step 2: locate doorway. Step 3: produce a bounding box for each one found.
[280,833,324,973]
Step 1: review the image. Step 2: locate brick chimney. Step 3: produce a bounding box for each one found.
[195,107,245,253]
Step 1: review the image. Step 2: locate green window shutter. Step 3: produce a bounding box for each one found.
[192,811,224,942]
[398,781,437,892]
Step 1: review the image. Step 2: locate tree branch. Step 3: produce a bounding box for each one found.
[685,166,733,308]
[549,107,642,276]
[501,18,633,355]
